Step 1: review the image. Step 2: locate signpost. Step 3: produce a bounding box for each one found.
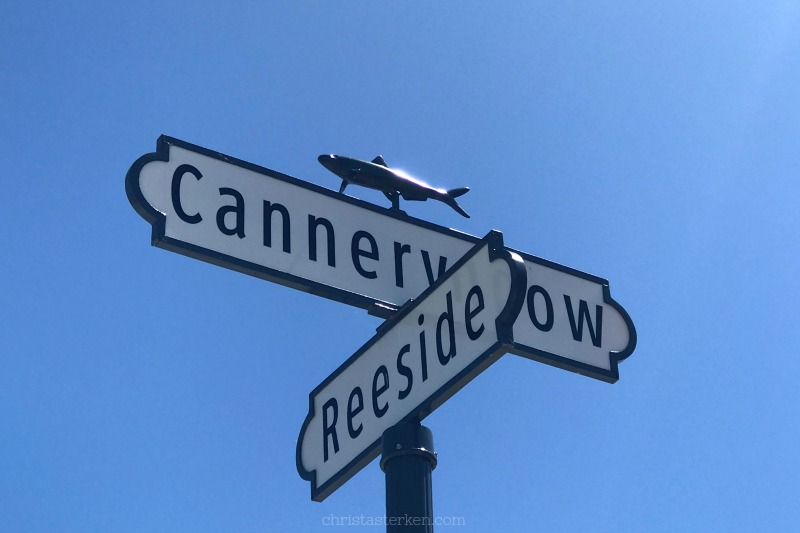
[127,136,637,530]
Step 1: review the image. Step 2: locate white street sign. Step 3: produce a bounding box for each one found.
[126,136,477,317]
[127,137,635,381]
[297,232,527,501]
[508,255,636,383]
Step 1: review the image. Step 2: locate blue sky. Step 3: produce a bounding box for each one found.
[2,2,799,531]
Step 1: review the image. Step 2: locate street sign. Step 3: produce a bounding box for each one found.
[126,136,478,317]
[297,231,527,502]
[508,254,636,383]
[127,137,635,381]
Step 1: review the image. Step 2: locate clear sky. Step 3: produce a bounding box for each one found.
[2,2,799,532]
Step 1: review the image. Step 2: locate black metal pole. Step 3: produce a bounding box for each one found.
[381,421,437,533]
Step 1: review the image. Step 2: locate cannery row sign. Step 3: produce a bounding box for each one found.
[126,136,478,318]
[126,136,636,383]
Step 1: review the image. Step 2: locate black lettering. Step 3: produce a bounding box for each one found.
[421,250,448,285]
[527,285,554,332]
[564,295,603,347]
[372,365,390,418]
[352,230,379,279]
[418,314,428,382]
[322,398,339,462]
[171,164,202,224]
[436,291,456,365]
[308,215,335,266]
[217,187,246,238]
[465,285,485,340]
[394,242,411,287]
[396,344,413,400]
[263,201,290,253]
[347,387,364,439]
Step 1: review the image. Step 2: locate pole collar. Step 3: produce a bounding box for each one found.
[380,421,438,471]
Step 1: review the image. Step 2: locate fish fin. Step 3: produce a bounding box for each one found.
[444,196,470,218]
[371,155,388,167]
[447,187,469,198]
[450,201,470,218]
